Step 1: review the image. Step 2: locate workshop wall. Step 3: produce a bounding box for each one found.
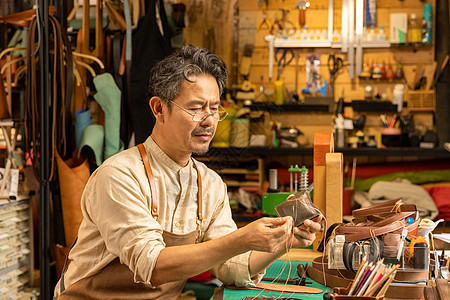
[183,0,437,154]
[237,0,436,149]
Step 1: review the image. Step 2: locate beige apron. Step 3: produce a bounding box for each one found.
[58,144,203,299]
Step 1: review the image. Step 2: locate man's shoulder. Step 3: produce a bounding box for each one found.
[97,147,141,172]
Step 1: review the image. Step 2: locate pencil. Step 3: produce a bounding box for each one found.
[348,258,369,295]
[357,264,376,296]
[376,270,397,297]
[365,264,386,295]
[361,260,384,296]
[353,261,373,295]
[365,264,398,297]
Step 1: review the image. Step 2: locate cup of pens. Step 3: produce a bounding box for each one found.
[381,128,402,148]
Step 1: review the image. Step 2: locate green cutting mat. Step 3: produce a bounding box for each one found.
[222,260,330,299]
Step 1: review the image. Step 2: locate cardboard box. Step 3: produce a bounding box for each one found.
[390,13,408,43]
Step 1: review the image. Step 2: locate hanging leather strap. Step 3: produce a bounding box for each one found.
[137,143,203,222]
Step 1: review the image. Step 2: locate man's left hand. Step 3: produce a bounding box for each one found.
[290,215,323,248]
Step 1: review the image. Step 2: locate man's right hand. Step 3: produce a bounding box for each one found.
[237,217,293,254]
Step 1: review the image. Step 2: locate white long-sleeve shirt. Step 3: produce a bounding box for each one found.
[55,136,262,296]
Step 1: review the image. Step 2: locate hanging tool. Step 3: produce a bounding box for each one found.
[275,48,294,80]
[295,1,310,28]
[327,54,344,100]
[257,12,272,31]
[294,50,300,92]
[258,0,269,8]
[278,8,296,37]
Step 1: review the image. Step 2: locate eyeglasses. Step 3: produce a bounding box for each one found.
[169,100,229,122]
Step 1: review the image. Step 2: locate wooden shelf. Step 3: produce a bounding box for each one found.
[207,147,450,158]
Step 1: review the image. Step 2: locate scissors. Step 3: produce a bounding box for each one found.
[327,54,344,99]
[275,48,294,80]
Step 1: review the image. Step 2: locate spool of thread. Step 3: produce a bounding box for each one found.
[268,169,280,192]
[414,242,429,269]
[274,80,284,105]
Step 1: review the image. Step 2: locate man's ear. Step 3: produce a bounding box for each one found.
[149,96,165,122]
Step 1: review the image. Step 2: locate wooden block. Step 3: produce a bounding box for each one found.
[326,152,343,225]
[313,132,333,250]
[314,132,334,166]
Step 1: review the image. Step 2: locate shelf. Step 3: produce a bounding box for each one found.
[217,169,260,175]
[273,39,390,49]
[207,147,450,157]
[224,181,260,187]
[351,100,399,112]
[244,102,331,112]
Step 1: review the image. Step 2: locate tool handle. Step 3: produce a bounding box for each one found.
[299,10,305,27]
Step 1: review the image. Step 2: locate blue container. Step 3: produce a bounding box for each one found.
[423,4,432,44]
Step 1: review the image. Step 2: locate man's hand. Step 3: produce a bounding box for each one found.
[238,217,293,253]
[290,215,323,248]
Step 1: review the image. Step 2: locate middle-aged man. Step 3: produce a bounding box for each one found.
[55,44,322,299]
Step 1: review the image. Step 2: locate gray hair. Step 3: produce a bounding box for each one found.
[148,44,228,110]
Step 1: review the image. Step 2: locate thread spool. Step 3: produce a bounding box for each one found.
[268,169,280,193]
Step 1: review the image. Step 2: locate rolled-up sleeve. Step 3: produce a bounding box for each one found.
[88,165,164,286]
[203,182,265,287]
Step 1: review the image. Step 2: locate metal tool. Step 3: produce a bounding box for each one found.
[327,54,344,100]
[295,1,310,28]
[257,12,272,31]
[297,263,311,285]
[275,48,294,80]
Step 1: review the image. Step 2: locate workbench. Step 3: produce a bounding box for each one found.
[213,249,331,299]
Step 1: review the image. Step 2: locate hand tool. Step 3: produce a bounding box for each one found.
[297,263,311,285]
[327,54,344,100]
[275,48,294,80]
[295,1,310,28]
[257,12,272,31]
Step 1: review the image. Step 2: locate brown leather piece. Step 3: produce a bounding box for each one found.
[226,282,323,294]
[55,151,90,248]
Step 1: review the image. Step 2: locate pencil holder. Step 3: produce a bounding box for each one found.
[381,128,401,148]
[331,285,385,300]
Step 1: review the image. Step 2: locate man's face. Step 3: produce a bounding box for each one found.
[164,75,220,156]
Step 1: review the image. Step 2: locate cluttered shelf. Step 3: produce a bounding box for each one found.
[206,147,450,157]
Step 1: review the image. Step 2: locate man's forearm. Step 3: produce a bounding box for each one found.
[248,248,287,277]
[151,229,246,286]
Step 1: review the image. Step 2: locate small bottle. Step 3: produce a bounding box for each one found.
[332,29,340,42]
[380,61,386,80]
[408,13,421,44]
[315,29,322,40]
[301,26,308,40]
[368,25,376,41]
[295,29,301,40]
[372,62,382,79]
[386,61,395,80]
[378,25,386,41]
[321,29,328,40]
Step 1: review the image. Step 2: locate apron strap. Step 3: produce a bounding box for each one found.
[137,143,158,217]
[137,143,203,221]
[59,237,78,295]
